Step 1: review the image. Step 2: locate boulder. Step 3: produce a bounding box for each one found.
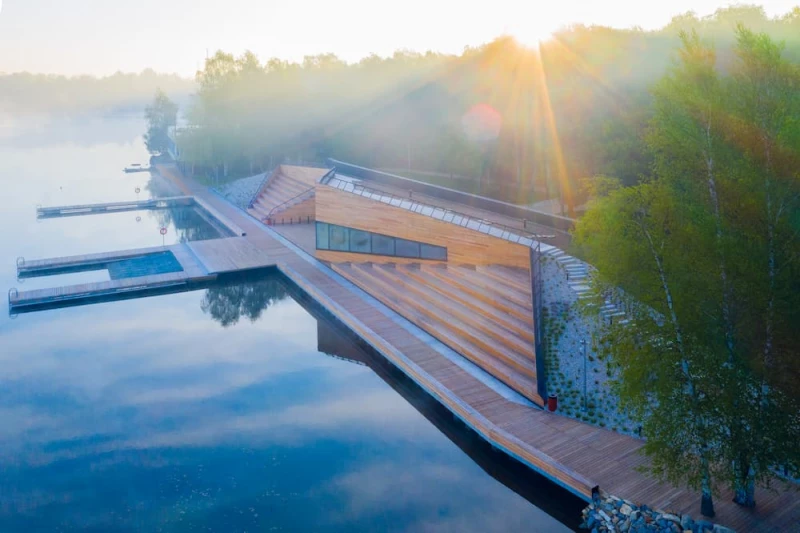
[661,514,680,525]
[620,504,634,516]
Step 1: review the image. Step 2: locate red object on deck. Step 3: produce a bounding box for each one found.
[547,394,558,412]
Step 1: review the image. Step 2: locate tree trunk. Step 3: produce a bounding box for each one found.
[640,217,715,516]
[733,459,756,507]
[702,119,736,360]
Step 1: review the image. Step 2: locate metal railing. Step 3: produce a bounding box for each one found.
[323,175,550,251]
[248,170,274,209]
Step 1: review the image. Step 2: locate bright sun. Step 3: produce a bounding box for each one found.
[507,21,556,48]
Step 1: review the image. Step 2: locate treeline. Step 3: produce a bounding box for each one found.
[574,27,799,515]
[0,70,195,114]
[176,5,800,209]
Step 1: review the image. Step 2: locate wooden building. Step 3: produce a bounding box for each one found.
[249,164,550,407]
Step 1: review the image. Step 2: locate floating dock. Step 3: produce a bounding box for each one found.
[35,196,247,237]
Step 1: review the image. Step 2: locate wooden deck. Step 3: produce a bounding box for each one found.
[331,262,543,406]
[34,162,794,532]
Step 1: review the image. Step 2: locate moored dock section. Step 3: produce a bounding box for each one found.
[36,196,194,218]
[35,196,247,238]
[8,235,281,313]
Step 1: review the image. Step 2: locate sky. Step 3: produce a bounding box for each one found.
[0,0,797,76]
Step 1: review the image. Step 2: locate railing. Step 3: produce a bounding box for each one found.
[265,186,316,222]
[326,159,576,232]
[530,244,546,401]
[323,175,551,250]
[247,170,274,209]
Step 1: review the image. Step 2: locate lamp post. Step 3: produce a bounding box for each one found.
[581,338,587,411]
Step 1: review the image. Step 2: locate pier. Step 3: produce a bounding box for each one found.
[8,163,797,532]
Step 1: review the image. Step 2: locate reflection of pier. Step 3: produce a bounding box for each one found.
[289,283,584,529]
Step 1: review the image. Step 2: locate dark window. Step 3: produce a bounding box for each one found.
[329,225,349,251]
[395,238,420,258]
[371,234,395,256]
[349,229,371,253]
[420,243,447,261]
[316,222,329,250]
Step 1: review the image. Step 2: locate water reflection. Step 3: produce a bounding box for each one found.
[0,272,578,532]
[201,275,289,327]
[0,114,577,532]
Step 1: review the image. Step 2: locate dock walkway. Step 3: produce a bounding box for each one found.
[12,163,795,531]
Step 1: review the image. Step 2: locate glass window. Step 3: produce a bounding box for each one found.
[395,238,420,258]
[420,243,447,261]
[349,229,371,253]
[371,234,395,256]
[316,222,329,250]
[329,225,349,251]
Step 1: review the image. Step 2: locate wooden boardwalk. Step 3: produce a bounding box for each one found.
[35,197,247,237]
[24,163,795,531]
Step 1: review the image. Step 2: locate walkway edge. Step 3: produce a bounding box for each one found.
[279,263,597,502]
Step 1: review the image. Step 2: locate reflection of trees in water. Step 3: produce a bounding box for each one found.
[201,277,289,327]
[143,175,225,242]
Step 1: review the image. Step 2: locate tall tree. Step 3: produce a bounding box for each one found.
[144,88,178,156]
[574,182,726,517]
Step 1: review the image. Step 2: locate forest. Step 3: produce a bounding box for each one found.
[0,69,194,114]
[171,5,800,213]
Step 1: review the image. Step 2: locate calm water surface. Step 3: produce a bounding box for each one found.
[0,114,582,532]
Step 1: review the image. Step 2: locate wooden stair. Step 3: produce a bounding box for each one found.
[331,261,542,406]
[248,172,315,221]
[420,264,532,321]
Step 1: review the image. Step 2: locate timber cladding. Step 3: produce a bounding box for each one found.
[315,185,532,268]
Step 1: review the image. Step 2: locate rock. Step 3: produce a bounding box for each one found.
[619,521,630,533]
[599,509,612,522]
[680,515,694,531]
[620,504,634,515]
[695,520,713,532]
[661,514,680,524]
[630,511,641,522]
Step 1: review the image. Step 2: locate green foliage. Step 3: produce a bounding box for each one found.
[144,89,178,156]
[574,26,800,512]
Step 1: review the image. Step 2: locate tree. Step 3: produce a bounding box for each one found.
[574,182,727,517]
[574,26,800,515]
[717,25,800,507]
[144,88,178,156]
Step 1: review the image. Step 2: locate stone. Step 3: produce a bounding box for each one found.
[619,521,630,533]
[680,515,694,531]
[695,520,713,532]
[630,511,641,522]
[661,514,680,524]
[620,504,634,515]
[599,509,612,522]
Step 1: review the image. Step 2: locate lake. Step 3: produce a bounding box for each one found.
[0,113,583,532]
